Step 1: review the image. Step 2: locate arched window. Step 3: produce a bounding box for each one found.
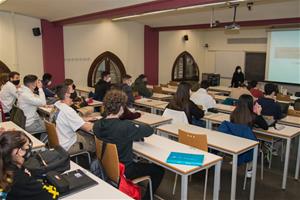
[0,60,10,75]
[172,51,199,82]
[87,51,126,87]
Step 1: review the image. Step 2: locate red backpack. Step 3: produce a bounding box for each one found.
[118,163,141,200]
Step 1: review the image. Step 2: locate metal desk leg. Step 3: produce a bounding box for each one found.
[295,135,300,180]
[250,145,258,200]
[207,120,212,129]
[181,175,188,200]
[231,154,238,200]
[213,161,222,200]
[282,138,291,189]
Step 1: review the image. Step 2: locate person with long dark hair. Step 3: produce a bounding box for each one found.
[231,66,245,88]
[0,131,58,200]
[132,74,152,98]
[167,82,205,125]
[230,94,268,130]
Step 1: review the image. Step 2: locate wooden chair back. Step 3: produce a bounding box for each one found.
[169,81,178,86]
[288,109,300,117]
[95,137,120,183]
[44,120,60,148]
[178,129,208,152]
[276,94,291,102]
[153,86,163,93]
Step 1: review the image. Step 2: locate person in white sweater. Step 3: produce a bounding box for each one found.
[18,75,46,134]
[190,80,216,111]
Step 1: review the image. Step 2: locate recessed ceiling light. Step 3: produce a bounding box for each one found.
[0,0,8,5]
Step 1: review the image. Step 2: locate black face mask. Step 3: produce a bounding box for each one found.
[11,80,20,86]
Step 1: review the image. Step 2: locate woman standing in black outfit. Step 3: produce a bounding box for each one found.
[231,66,245,88]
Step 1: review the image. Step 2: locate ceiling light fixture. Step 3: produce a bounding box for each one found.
[177,2,226,11]
[0,0,8,5]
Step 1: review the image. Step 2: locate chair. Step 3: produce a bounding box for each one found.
[95,137,153,200]
[172,130,208,200]
[288,109,300,117]
[11,105,26,129]
[160,83,168,88]
[276,94,291,102]
[44,120,91,165]
[152,86,163,93]
[294,99,300,111]
[162,108,189,124]
[168,81,178,86]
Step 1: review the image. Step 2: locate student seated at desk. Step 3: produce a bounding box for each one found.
[64,79,78,100]
[94,71,111,101]
[119,74,135,108]
[248,80,264,99]
[18,75,46,134]
[190,80,216,111]
[53,85,95,154]
[133,74,153,98]
[167,82,205,126]
[0,71,20,116]
[257,83,284,120]
[230,94,268,130]
[229,83,252,100]
[42,73,55,98]
[93,90,164,199]
[0,131,58,200]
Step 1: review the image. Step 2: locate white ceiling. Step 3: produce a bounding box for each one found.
[131,0,300,27]
[0,0,154,21]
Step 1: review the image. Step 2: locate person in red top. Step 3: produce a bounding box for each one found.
[249,81,264,99]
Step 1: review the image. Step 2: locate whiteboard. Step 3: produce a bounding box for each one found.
[215,51,245,78]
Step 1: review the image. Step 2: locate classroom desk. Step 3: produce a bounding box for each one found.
[63,162,132,199]
[157,123,259,200]
[133,134,222,200]
[214,103,235,113]
[208,86,232,94]
[161,87,176,94]
[0,121,45,150]
[152,102,168,114]
[134,98,168,113]
[280,115,300,128]
[87,100,103,108]
[151,93,172,101]
[76,86,95,97]
[214,95,227,102]
[204,112,300,190]
[133,112,172,127]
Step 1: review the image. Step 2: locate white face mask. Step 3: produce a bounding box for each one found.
[106,77,111,83]
[47,81,52,86]
[237,69,241,73]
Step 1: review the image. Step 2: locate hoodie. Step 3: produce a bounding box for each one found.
[93,118,153,168]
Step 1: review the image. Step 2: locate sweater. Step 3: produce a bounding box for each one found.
[231,72,244,88]
[94,80,111,101]
[93,118,153,168]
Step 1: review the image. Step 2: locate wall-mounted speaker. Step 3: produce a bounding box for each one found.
[183,35,189,41]
[32,27,41,36]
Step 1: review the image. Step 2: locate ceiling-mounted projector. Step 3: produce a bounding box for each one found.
[225,23,240,30]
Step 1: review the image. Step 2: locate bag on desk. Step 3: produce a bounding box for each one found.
[24,145,70,178]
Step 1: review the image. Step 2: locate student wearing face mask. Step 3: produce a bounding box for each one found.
[94,71,111,101]
[0,131,58,200]
[231,66,245,88]
[120,74,135,108]
[132,74,153,98]
[0,72,20,116]
[42,73,55,98]
[17,75,47,134]
[64,79,78,100]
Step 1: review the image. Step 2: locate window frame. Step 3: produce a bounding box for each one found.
[0,60,11,74]
[87,51,126,87]
[171,51,199,82]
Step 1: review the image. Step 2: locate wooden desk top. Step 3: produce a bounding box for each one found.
[214,104,235,113]
[133,134,222,175]
[38,106,53,115]
[0,121,45,149]
[88,100,103,107]
[134,112,172,126]
[76,86,95,93]
[157,123,258,154]
[151,93,172,100]
[204,113,300,139]
[280,115,300,127]
[161,87,176,94]
[214,95,227,101]
[63,162,132,199]
[134,98,168,107]
[152,102,168,111]
[208,86,232,93]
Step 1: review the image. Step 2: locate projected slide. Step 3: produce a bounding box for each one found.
[266,30,300,84]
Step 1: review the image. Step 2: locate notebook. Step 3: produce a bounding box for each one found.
[166,152,204,166]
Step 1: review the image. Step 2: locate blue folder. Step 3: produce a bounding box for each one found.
[166,152,204,166]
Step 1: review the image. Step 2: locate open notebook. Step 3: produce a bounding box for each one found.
[166,152,204,166]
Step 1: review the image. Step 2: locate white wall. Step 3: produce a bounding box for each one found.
[158,30,205,84]
[0,12,43,77]
[63,20,144,86]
